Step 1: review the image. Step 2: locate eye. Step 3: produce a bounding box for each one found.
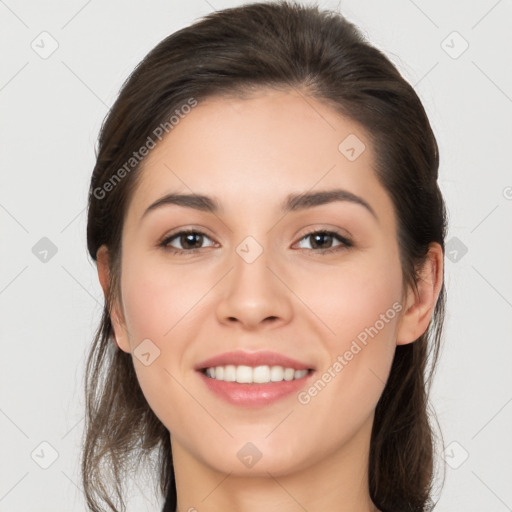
[295,229,353,255]
[159,229,216,254]
[159,228,353,256]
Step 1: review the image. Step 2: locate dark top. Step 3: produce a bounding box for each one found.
[162,482,176,512]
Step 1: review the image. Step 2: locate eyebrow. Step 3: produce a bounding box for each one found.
[141,189,378,222]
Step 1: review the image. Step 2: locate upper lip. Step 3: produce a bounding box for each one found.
[194,350,314,371]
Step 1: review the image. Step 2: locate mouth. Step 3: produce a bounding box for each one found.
[194,350,316,406]
[194,349,315,384]
[197,365,316,408]
[199,365,315,384]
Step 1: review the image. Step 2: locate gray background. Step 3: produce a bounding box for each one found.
[1,0,511,510]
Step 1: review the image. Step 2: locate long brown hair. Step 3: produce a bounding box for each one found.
[83,2,448,511]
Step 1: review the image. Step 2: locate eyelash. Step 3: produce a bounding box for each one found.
[158,228,353,256]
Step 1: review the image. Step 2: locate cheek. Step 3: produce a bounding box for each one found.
[119,262,198,429]
[118,255,220,425]
[298,251,402,407]
[299,250,403,347]
[120,254,210,344]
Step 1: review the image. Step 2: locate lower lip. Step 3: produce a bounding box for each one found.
[197,370,315,408]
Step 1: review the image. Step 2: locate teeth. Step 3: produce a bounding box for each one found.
[203,365,309,383]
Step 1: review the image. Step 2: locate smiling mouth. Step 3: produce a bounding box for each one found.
[200,365,314,384]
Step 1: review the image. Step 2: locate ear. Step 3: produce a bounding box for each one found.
[396,242,444,346]
[96,245,131,353]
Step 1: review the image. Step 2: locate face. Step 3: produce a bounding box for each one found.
[106,88,412,477]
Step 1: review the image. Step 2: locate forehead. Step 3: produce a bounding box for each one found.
[125,89,394,228]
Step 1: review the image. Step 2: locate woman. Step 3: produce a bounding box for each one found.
[83,2,447,511]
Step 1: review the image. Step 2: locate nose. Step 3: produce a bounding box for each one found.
[215,244,294,331]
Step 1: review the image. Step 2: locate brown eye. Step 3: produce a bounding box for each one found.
[296,230,353,254]
[160,230,215,253]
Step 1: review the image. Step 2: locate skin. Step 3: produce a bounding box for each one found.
[97,88,443,512]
